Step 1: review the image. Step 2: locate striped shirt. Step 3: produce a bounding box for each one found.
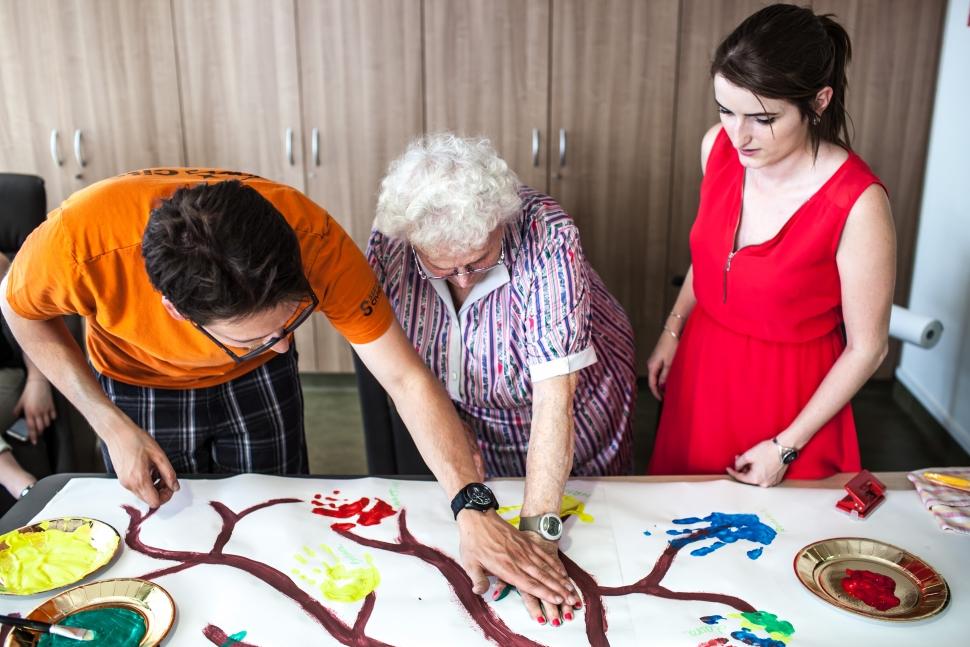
[366,188,636,476]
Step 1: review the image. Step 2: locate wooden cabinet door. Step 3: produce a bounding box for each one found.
[0,0,183,209]
[550,0,680,369]
[294,0,424,372]
[0,1,80,209]
[57,0,184,192]
[172,0,304,188]
[813,0,946,377]
[424,0,550,191]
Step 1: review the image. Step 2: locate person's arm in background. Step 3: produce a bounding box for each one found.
[729,184,895,486]
[0,275,179,507]
[352,323,579,610]
[0,436,35,499]
[646,124,721,400]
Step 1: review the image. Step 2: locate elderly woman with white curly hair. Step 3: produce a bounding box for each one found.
[367,133,636,627]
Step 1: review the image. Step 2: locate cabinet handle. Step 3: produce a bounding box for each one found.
[531,128,540,167]
[312,128,320,167]
[559,128,567,167]
[73,129,86,167]
[285,128,294,165]
[50,129,63,167]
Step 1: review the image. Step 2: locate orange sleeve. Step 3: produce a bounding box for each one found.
[304,218,395,346]
[5,209,96,320]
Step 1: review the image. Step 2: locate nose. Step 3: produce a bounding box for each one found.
[731,118,751,147]
[450,273,477,289]
[270,333,292,354]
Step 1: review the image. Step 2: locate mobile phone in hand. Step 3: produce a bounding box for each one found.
[4,417,29,442]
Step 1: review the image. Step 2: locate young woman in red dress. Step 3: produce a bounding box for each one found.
[647,4,896,485]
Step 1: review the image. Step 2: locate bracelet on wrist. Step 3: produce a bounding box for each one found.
[662,325,680,340]
[668,312,685,321]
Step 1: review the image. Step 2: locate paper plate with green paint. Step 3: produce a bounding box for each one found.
[0,517,121,596]
[5,578,175,647]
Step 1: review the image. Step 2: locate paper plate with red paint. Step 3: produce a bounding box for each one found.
[794,537,949,621]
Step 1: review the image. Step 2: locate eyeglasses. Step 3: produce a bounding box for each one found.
[411,243,505,281]
[193,291,319,363]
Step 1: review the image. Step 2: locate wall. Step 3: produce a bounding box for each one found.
[897,0,970,453]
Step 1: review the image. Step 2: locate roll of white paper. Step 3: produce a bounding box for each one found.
[889,305,943,349]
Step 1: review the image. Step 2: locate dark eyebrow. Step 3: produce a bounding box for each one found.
[714,100,777,118]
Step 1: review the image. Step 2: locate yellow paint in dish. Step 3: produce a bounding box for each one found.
[0,520,118,594]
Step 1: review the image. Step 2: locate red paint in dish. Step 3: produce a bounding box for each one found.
[841,568,900,611]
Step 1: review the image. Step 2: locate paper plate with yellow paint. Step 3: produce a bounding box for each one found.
[0,517,121,596]
[4,578,176,647]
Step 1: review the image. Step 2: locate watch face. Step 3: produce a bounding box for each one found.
[465,484,494,507]
[540,515,563,538]
[782,450,798,465]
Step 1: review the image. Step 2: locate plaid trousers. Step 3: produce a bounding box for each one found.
[95,348,307,475]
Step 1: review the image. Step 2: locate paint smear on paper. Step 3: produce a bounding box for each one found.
[697,639,729,647]
[0,521,115,594]
[498,494,594,528]
[701,611,795,647]
[841,569,900,611]
[292,544,380,602]
[669,513,776,558]
[38,607,146,646]
[310,492,396,530]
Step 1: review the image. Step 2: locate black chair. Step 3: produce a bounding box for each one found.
[352,351,431,476]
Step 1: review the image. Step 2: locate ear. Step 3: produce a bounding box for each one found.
[161,296,187,321]
[813,86,834,116]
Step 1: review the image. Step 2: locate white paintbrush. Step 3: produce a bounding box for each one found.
[0,615,95,641]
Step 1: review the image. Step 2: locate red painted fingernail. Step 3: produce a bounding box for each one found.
[552,618,561,627]
[492,589,500,600]
[537,616,545,624]
[574,602,583,609]
[565,612,573,621]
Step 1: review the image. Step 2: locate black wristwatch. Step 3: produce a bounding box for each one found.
[773,437,799,465]
[450,482,498,519]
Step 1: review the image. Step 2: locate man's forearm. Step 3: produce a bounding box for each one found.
[1,280,122,436]
[522,373,577,517]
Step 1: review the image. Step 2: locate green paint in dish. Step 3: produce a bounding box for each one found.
[38,607,146,647]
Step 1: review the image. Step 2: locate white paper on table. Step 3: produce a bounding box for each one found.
[4,475,966,646]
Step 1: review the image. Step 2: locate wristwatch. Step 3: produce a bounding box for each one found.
[19,483,34,499]
[772,437,799,465]
[450,482,498,519]
[519,513,564,541]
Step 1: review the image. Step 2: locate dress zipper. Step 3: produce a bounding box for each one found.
[723,251,736,303]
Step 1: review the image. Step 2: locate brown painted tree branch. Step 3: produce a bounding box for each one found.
[337,509,546,647]
[123,499,392,647]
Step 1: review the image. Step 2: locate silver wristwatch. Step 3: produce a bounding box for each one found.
[518,512,563,541]
[772,437,799,465]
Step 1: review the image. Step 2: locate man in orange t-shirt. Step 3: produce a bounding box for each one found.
[0,169,578,612]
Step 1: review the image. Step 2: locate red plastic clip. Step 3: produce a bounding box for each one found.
[836,470,887,519]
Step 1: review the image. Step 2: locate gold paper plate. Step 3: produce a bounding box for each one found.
[794,537,949,621]
[4,578,176,647]
[0,518,121,596]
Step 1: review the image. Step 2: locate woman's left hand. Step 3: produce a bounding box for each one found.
[727,439,787,487]
[491,532,581,627]
[13,379,57,444]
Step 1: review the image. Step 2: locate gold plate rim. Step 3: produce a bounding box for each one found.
[0,517,122,597]
[4,577,177,647]
[793,536,950,622]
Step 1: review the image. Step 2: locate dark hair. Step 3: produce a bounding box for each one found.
[142,180,307,325]
[711,3,853,157]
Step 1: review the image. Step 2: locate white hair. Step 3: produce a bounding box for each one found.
[375,133,522,255]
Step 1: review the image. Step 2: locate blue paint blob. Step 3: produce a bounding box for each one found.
[700,615,725,625]
[667,512,776,557]
[643,530,652,536]
[731,628,786,647]
[747,547,764,559]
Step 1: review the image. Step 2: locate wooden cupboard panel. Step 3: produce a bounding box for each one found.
[666,0,773,318]
[0,1,78,208]
[295,0,424,372]
[424,0,550,191]
[813,0,946,377]
[550,0,680,369]
[59,0,184,187]
[173,0,304,188]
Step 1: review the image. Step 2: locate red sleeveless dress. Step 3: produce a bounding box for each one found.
[648,128,883,479]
